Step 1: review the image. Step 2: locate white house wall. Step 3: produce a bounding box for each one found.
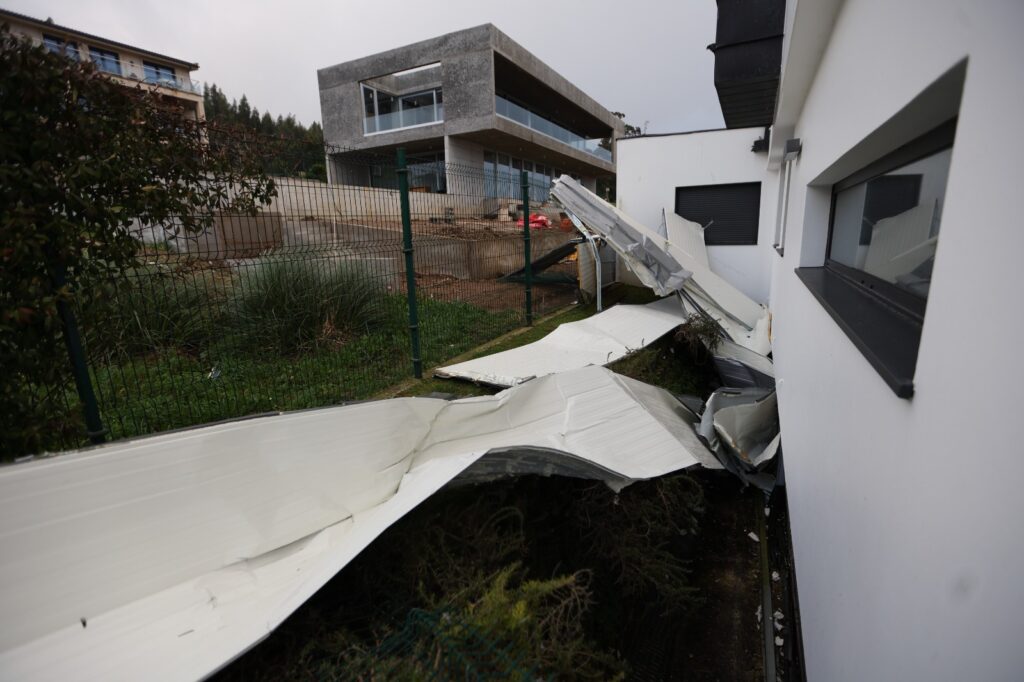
[615,128,778,303]
[767,0,1024,679]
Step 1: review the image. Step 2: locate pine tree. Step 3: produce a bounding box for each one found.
[201,83,326,181]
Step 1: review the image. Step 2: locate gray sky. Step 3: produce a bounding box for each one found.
[6,0,725,133]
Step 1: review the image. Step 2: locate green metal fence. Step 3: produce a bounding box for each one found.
[19,140,580,455]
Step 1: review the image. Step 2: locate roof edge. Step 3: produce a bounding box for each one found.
[0,8,199,71]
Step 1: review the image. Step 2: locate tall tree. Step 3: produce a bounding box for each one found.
[1,28,275,456]
[202,84,327,181]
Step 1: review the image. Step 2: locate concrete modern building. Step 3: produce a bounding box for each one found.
[617,0,1024,679]
[317,24,624,200]
[1,8,205,120]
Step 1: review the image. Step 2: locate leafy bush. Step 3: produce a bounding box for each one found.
[0,25,273,457]
[229,258,392,355]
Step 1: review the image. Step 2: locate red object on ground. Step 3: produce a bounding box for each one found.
[516,213,552,229]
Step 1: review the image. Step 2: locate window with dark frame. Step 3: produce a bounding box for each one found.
[795,117,958,399]
[89,46,121,76]
[675,182,761,245]
[143,61,176,86]
[825,119,956,316]
[42,34,79,61]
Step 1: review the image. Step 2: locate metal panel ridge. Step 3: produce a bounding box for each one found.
[0,366,711,681]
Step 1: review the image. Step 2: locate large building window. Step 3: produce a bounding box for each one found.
[143,61,176,87]
[89,46,121,76]
[675,182,761,245]
[796,117,958,398]
[42,34,79,61]
[827,121,954,303]
[483,151,570,201]
[360,63,443,135]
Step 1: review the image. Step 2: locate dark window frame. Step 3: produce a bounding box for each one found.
[43,34,79,61]
[88,46,122,76]
[797,117,958,399]
[823,118,957,323]
[675,181,762,246]
[143,60,177,86]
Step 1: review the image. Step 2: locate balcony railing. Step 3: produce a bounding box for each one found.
[365,103,444,135]
[117,66,202,95]
[496,95,612,163]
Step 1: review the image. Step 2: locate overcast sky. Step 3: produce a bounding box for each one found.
[6,0,725,133]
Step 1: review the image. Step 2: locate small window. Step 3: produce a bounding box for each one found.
[89,47,121,76]
[675,182,761,245]
[43,35,79,61]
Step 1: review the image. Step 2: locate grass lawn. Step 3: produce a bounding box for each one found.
[391,284,666,399]
[84,296,525,444]
[56,284,696,448]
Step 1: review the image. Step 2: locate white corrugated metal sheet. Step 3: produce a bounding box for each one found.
[0,366,713,681]
[435,297,688,387]
[551,177,772,357]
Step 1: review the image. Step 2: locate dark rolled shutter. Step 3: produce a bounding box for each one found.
[675,182,761,245]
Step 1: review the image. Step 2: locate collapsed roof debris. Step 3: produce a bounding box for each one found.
[436,296,688,386]
[439,176,784,489]
[551,176,770,353]
[697,388,780,491]
[0,366,715,682]
[438,183,774,389]
[550,178,781,480]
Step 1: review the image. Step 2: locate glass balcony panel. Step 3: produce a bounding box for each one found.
[495,95,612,162]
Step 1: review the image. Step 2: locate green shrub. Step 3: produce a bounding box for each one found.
[81,266,223,359]
[0,25,273,458]
[229,257,392,355]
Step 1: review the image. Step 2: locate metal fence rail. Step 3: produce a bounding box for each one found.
[23,139,580,454]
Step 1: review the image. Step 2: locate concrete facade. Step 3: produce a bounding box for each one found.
[317,24,624,190]
[2,8,205,121]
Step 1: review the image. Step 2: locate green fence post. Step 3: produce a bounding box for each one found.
[521,170,533,326]
[52,266,106,445]
[397,148,423,378]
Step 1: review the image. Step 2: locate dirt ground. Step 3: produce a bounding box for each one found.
[336,216,569,242]
[415,272,578,314]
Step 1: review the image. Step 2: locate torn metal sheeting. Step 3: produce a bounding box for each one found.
[697,387,780,490]
[0,366,713,682]
[712,340,776,389]
[663,209,710,269]
[551,176,692,296]
[712,357,776,389]
[435,296,688,387]
[552,176,765,330]
[677,278,773,357]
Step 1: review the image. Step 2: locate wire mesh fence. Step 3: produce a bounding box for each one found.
[24,136,581,454]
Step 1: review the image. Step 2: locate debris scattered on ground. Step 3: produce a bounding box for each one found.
[748,531,760,542]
